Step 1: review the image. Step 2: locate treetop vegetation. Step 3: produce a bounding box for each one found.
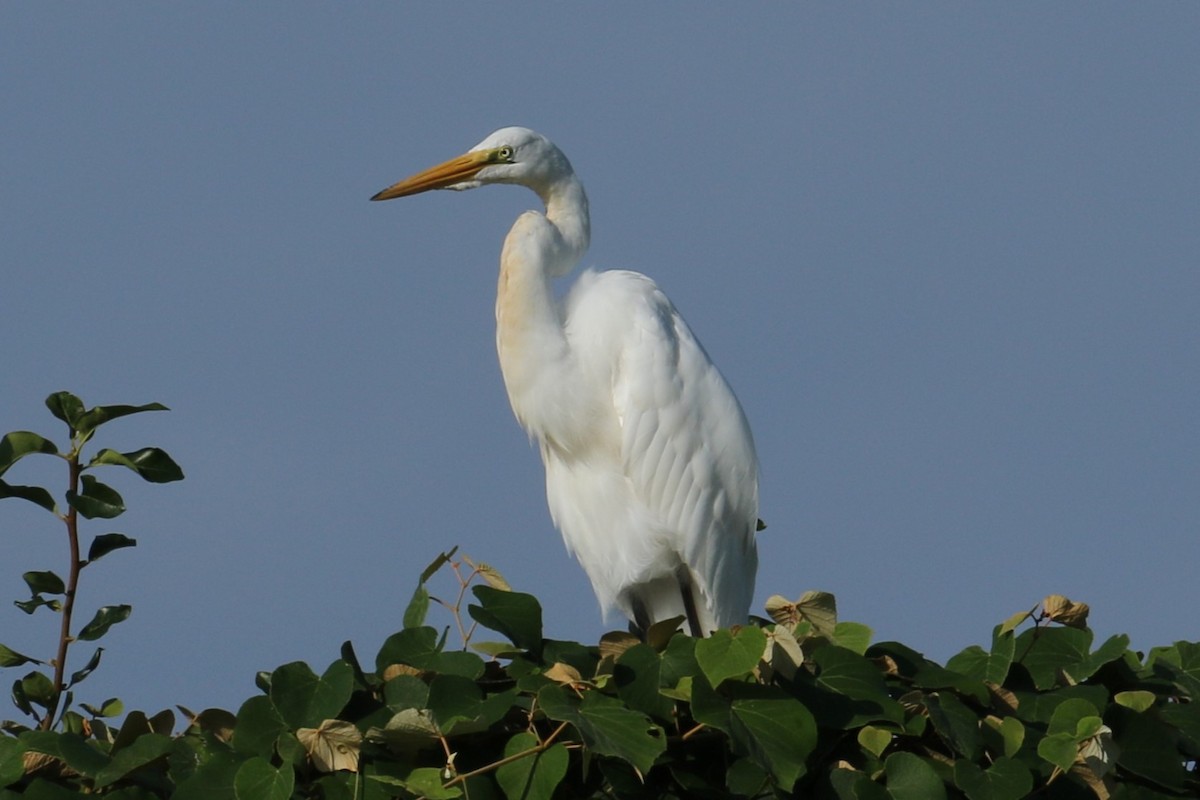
[1,392,1196,798]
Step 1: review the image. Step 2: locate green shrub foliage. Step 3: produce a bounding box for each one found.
[2,398,1198,798]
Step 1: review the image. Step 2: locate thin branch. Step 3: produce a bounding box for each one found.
[441,721,571,789]
[42,442,83,730]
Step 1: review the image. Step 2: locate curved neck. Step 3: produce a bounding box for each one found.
[535,173,590,277]
[494,173,593,443]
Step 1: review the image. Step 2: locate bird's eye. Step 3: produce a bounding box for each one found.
[496,145,515,163]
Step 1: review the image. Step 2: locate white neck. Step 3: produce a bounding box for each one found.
[494,173,596,450]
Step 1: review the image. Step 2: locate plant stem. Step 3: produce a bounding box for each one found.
[41,447,83,730]
[441,721,571,788]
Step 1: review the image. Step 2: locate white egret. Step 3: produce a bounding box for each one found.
[372,127,758,636]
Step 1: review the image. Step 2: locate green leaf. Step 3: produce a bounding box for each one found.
[730,694,818,788]
[94,732,173,788]
[313,774,355,800]
[377,626,440,672]
[403,585,429,629]
[384,674,430,711]
[0,480,58,513]
[88,447,184,483]
[694,625,766,687]
[0,431,58,478]
[1114,690,1157,712]
[495,731,569,800]
[857,725,892,758]
[0,643,41,668]
[947,624,1015,685]
[883,752,947,800]
[953,757,1033,800]
[418,547,457,584]
[832,621,873,654]
[830,767,890,800]
[726,757,770,797]
[1036,732,1078,772]
[926,692,982,760]
[17,671,55,707]
[689,672,732,735]
[110,709,152,753]
[436,649,485,679]
[76,604,132,641]
[1046,697,1101,737]
[813,645,889,700]
[172,749,241,800]
[1147,641,1200,698]
[45,392,86,427]
[1111,705,1191,791]
[14,596,61,615]
[74,402,169,437]
[67,475,125,519]
[801,645,904,729]
[660,633,699,690]
[232,695,289,757]
[426,674,483,733]
[233,756,294,800]
[1160,702,1200,754]
[269,659,353,729]
[275,730,306,769]
[536,684,666,775]
[80,697,123,718]
[398,766,461,799]
[982,715,1025,759]
[87,533,137,563]
[1015,627,1129,689]
[468,586,543,654]
[67,647,103,687]
[614,643,673,720]
[23,571,65,596]
[1015,626,1087,689]
[0,736,25,788]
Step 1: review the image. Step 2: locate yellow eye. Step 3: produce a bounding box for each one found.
[496,145,515,162]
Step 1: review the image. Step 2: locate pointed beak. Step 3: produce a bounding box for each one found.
[370,150,493,201]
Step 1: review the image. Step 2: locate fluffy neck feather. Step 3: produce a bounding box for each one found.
[495,174,594,450]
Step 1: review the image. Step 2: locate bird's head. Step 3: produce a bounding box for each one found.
[371,126,574,201]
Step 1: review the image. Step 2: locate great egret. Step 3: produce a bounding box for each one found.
[372,127,758,636]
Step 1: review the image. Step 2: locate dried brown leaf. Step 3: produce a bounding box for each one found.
[598,630,639,661]
[470,559,512,591]
[797,590,838,637]
[1043,594,1090,628]
[543,662,584,685]
[298,718,363,773]
[985,681,1020,714]
[382,663,425,681]
[764,625,804,681]
[765,595,800,628]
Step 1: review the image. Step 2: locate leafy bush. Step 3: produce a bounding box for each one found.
[2,395,1197,798]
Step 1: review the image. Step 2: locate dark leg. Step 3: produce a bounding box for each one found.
[628,594,652,640]
[675,565,705,638]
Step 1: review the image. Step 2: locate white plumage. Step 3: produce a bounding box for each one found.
[373,127,758,635]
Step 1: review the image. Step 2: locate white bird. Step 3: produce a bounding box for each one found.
[372,127,758,636]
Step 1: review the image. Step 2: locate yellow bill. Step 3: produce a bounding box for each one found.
[371,150,495,201]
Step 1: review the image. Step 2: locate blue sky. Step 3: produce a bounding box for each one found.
[3,5,1197,718]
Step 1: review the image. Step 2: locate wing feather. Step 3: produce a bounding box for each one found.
[563,270,758,630]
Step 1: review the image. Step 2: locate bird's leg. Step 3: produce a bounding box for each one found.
[628,595,652,640]
[675,565,705,638]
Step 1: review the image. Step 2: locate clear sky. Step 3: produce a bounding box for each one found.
[3,5,1197,719]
